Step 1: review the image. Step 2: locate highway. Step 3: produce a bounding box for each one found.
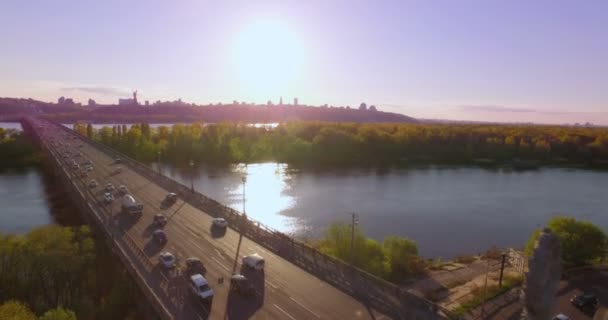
[31,118,393,320]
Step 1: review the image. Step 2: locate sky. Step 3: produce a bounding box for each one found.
[1,0,607,124]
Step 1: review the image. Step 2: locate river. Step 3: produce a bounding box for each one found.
[152,163,608,259]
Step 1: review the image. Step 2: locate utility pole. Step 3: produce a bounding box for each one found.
[499,252,507,288]
[350,213,359,267]
[157,151,161,175]
[189,159,194,192]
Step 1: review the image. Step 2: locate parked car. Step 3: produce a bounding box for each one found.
[185,257,206,276]
[189,274,214,301]
[242,254,265,271]
[158,252,176,269]
[118,185,128,194]
[89,179,98,188]
[552,314,570,320]
[212,218,228,228]
[105,183,115,192]
[571,293,599,310]
[152,229,167,244]
[115,158,122,164]
[153,214,167,227]
[164,192,178,204]
[103,192,114,203]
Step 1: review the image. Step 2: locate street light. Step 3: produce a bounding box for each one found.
[157,151,161,175]
[232,175,247,273]
[189,159,194,192]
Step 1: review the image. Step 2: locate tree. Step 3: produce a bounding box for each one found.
[359,102,367,111]
[39,308,77,320]
[383,236,424,279]
[525,216,608,265]
[86,124,93,139]
[0,301,35,320]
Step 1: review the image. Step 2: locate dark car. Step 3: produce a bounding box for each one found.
[570,293,599,310]
[152,229,167,244]
[185,257,206,276]
[153,214,167,227]
[164,192,178,204]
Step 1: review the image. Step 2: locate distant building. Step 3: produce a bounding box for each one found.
[279,97,283,105]
[87,99,96,107]
[118,98,135,105]
[294,97,298,106]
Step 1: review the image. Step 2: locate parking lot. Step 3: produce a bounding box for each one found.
[553,267,608,319]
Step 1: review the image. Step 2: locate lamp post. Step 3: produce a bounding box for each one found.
[189,159,194,192]
[232,175,247,273]
[157,151,161,175]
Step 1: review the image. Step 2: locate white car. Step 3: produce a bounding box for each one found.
[88,179,98,188]
[552,314,571,320]
[105,183,115,192]
[189,274,214,301]
[159,252,176,269]
[242,253,265,271]
[212,218,228,228]
[103,192,114,203]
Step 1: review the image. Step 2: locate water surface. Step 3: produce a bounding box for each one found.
[154,163,608,258]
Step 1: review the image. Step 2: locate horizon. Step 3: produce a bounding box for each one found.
[1,1,607,125]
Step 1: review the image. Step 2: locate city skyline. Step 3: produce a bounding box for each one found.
[1,0,607,124]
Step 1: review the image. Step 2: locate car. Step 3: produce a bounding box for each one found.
[185,257,206,276]
[83,160,92,166]
[85,165,93,172]
[571,293,599,310]
[103,192,114,203]
[115,158,122,164]
[158,252,176,269]
[212,218,228,228]
[152,229,167,244]
[105,183,115,192]
[164,192,178,203]
[189,274,214,301]
[153,214,167,227]
[118,185,128,194]
[88,179,98,188]
[552,314,571,320]
[242,253,265,271]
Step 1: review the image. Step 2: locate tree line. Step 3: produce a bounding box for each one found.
[74,121,608,168]
[0,128,42,169]
[0,226,139,319]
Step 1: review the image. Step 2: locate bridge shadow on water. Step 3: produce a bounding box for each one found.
[225,266,265,320]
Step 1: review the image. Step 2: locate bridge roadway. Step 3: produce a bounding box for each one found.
[32,119,392,320]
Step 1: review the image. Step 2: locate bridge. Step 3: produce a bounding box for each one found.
[22,117,447,320]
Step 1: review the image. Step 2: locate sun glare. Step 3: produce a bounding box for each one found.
[232,20,306,100]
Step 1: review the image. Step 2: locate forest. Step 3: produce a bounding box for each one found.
[74,121,608,168]
[0,226,140,319]
[0,128,42,169]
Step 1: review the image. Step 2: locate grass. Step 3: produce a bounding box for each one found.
[451,274,523,317]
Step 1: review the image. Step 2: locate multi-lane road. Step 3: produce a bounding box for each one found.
[31,119,392,320]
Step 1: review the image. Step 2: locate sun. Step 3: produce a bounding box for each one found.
[231,20,306,100]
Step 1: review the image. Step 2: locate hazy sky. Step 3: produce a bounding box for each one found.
[1,0,607,124]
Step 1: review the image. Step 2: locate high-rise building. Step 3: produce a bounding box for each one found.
[293,97,298,106]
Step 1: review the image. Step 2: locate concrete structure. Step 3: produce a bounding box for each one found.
[294,97,298,106]
[521,228,562,320]
[21,118,447,320]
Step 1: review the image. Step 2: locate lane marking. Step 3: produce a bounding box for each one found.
[273,304,297,320]
[290,297,321,319]
[213,248,224,258]
[211,256,231,272]
[266,281,279,289]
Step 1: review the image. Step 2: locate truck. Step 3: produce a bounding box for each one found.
[121,194,143,217]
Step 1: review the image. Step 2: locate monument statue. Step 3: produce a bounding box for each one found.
[521,228,562,320]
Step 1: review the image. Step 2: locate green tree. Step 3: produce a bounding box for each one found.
[525,217,608,265]
[39,308,77,320]
[86,123,93,139]
[383,236,424,279]
[0,300,35,320]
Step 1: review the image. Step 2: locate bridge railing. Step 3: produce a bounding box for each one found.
[53,121,448,319]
